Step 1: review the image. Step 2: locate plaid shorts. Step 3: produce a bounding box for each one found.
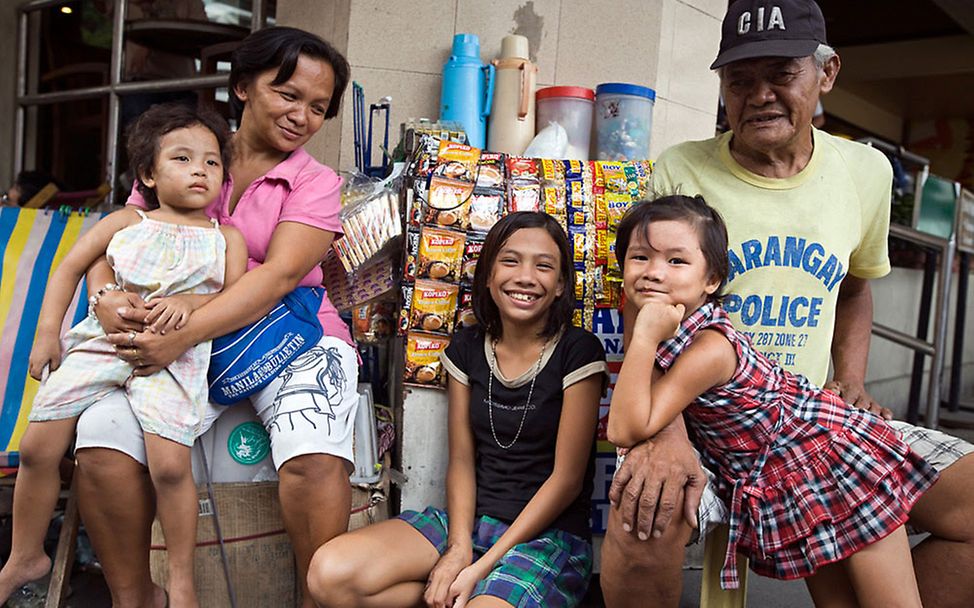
[684,420,974,540]
[889,420,974,534]
[398,506,593,608]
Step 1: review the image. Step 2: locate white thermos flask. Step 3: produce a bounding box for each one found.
[487,35,537,154]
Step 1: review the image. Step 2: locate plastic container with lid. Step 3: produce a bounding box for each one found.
[595,83,655,161]
[535,86,595,161]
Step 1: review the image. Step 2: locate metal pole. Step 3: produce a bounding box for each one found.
[19,75,230,106]
[907,251,937,424]
[196,443,239,608]
[926,234,957,429]
[948,251,970,412]
[105,0,126,207]
[14,8,28,176]
[870,324,936,356]
[252,0,266,31]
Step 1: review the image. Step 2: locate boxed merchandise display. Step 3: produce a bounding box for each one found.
[395,131,652,389]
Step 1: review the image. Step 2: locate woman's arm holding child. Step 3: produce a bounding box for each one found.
[143,226,248,334]
[425,376,478,608]
[87,256,149,334]
[29,208,139,379]
[608,302,736,447]
[448,374,603,608]
[115,221,334,374]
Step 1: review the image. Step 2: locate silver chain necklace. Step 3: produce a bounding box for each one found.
[487,337,548,450]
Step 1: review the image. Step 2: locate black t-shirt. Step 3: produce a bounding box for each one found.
[441,325,608,540]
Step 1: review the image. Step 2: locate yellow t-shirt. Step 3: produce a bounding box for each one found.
[653,128,892,386]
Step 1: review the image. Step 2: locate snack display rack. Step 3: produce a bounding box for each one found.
[395,134,653,391]
[325,124,654,516]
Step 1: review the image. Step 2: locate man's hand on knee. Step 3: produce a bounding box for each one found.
[824,379,892,420]
[608,435,705,541]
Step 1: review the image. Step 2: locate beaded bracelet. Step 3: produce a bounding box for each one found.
[87,283,122,320]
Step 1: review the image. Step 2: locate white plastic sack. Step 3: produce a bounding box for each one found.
[523,121,568,158]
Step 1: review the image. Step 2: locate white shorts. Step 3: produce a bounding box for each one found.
[75,336,360,470]
[618,420,974,543]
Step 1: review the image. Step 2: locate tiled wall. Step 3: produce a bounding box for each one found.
[279,0,723,171]
[277,0,974,467]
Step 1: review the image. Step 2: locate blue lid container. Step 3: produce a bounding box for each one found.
[595,83,657,101]
[595,82,656,161]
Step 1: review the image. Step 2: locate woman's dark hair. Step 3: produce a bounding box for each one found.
[228,26,350,120]
[615,194,730,303]
[126,103,232,209]
[472,212,575,339]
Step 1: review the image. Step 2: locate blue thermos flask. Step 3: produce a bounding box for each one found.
[439,34,495,149]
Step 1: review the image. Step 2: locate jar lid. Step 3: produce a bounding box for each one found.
[536,86,596,101]
[595,83,656,101]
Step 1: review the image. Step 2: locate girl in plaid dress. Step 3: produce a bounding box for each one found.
[308,213,608,608]
[607,196,937,606]
[0,105,247,607]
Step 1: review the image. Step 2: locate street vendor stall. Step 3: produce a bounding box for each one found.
[322,117,655,544]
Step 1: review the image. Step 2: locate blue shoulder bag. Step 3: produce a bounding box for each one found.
[208,286,324,405]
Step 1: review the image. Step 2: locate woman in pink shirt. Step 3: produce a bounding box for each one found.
[74,27,355,608]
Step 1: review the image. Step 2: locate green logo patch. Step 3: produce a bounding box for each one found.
[227,421,270,465]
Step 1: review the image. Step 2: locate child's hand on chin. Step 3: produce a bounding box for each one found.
[633,301,685,343]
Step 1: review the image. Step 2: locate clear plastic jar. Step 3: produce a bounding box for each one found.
[595,83,655,161]
[536,86,595,160]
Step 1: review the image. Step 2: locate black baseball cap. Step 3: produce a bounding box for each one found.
[710,0,828,69]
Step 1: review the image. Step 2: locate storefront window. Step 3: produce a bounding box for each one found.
[15,0,276,205]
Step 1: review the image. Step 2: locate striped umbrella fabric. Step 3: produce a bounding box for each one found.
[0,207,105,456]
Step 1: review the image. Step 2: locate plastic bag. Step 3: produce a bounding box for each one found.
[523,121,568,158]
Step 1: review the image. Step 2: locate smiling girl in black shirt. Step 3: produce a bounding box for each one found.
[309,212,607,608]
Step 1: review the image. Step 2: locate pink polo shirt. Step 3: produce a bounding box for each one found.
[126,147,353,346]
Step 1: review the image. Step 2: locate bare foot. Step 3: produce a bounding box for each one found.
[0,553,51,604]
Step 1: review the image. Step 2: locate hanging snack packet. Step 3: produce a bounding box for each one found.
[428,176,475,211]
[574,262,586,302]
[461,235,484,283]
[475,152,506,190]
[424,196,471,231]
[540,159,566,220]
[632,160,653,198]
[622,163,642,200]
[398,282,415,335]
[605,192,632,232]
[469,192,504,233]
[433,141,481,182]
[417,227,465,282]
[596,161,628,193]
[569,225,588,264]
[403,229,420,282]
[404,331,451,388]
[455,286,477,329]
[506,156,539,180]
[409,279,460,334]
[509,181,541,213]
[506,156,541,213]
[411,134,441,178]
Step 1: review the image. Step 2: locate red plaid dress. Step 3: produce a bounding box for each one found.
[657,303,939,589]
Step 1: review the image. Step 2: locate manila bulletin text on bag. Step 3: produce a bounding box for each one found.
[208,287,324,405]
